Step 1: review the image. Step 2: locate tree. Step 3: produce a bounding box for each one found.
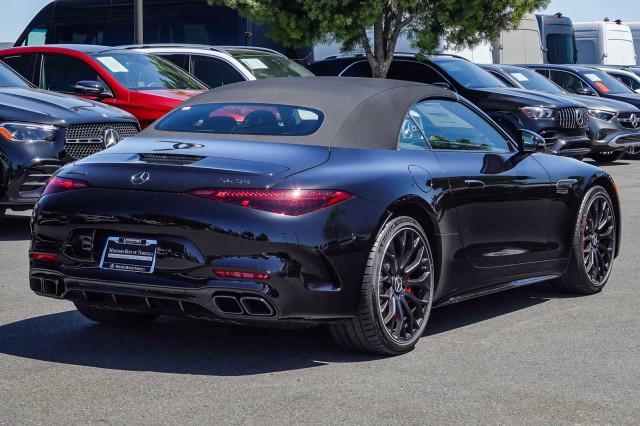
[215,0,549,78]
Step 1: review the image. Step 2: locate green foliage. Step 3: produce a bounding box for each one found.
[213,0,549,77]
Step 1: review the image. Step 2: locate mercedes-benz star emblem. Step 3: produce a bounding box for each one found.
[575,110,586,127]
[103,128,120,148]
[131,171,150,185]
[630,113,640,128]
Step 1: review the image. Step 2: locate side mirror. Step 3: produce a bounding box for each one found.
[73,80,108,98]
[432,82,451,90]
[575,86,597,96]
[518,129,546,153]
[635,88,640,94]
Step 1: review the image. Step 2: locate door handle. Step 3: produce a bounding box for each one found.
[464,179,486,188]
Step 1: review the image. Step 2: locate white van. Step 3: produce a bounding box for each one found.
[627,22,640,65]
[492,13,543,64]
[574,21,637,65]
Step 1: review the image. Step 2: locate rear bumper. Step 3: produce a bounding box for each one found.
[30,188,387,324]
[29,269,353,325]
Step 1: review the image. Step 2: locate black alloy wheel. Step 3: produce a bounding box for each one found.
[329,216,434,355]
[556,185,617,294]
[377,226,433,344]
[582,193,616,286]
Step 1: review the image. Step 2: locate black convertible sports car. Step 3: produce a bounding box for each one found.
[30,78,621,355]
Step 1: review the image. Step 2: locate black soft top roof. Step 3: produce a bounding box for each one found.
[142,77,457,149]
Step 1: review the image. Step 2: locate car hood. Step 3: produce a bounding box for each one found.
[65,136,330,192]
[474,87,587,108]
[0,87,136,126]
[563,94,640,112]
[136,89,205,101]
[600,93,640,108]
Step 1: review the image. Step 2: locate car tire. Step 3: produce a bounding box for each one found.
[555,185,617,294]
[74,302,158,325]
[624,151,640,160]
[329,216,435,355]
[591,151,625,163]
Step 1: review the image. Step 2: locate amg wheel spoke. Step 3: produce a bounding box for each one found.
[401,297,417,334]
[383,295,396,324]
[400,237,420,271]
[407,270,431,287]
[600,225,614,238]
[403,246,425,274]
[585,249,594,270]
[598,213,611,230]
[405,291,428,308]
[383,253,398,274]
[393,297,404,337]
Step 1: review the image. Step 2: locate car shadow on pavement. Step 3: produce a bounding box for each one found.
[0,213,31,241]
[427,283,559,336]
[0,283,570,375]
[0,309,375,375]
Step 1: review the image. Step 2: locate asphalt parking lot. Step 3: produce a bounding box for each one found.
[1,161,639,425]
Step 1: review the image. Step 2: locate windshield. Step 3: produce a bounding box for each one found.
[0,61,30,88]
[435,59,505,89]
[155,103,323,136]
[91,52,206,91]
[582,69,634,95]
[546,34,577,64]
[505,67,566,94]
[228,51,314,79]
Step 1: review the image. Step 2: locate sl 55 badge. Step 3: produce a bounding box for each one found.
[219,178,251,185]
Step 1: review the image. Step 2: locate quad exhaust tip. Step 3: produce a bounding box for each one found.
[212,294,275,317]
[212,295,244,315]
[239,296,275,316]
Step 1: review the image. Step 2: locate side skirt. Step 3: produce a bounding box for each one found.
[434,274,559,308]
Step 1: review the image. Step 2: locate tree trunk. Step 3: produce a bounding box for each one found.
[360,9,406,79]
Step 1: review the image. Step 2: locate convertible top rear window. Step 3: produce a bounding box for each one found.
[155,103,324,136]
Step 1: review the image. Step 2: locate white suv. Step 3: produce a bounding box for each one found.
[124,44,313,88]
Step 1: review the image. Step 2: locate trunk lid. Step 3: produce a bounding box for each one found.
[60,136,330,192]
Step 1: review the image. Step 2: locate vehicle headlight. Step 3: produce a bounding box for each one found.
[0,122,58,143]
[520,106,555,120]
[588,109,617,121]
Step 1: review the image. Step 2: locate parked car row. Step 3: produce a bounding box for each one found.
[310,54,640,162]
[4,41,640,218]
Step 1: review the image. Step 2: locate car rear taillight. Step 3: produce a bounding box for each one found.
[187,188,353,216]
[30,252,59,262]
[43,177,89,196]
[214,270,270,280]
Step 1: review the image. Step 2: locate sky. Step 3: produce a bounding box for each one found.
[1,0,640,44]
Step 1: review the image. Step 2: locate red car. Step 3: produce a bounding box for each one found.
[0,45,207,128]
